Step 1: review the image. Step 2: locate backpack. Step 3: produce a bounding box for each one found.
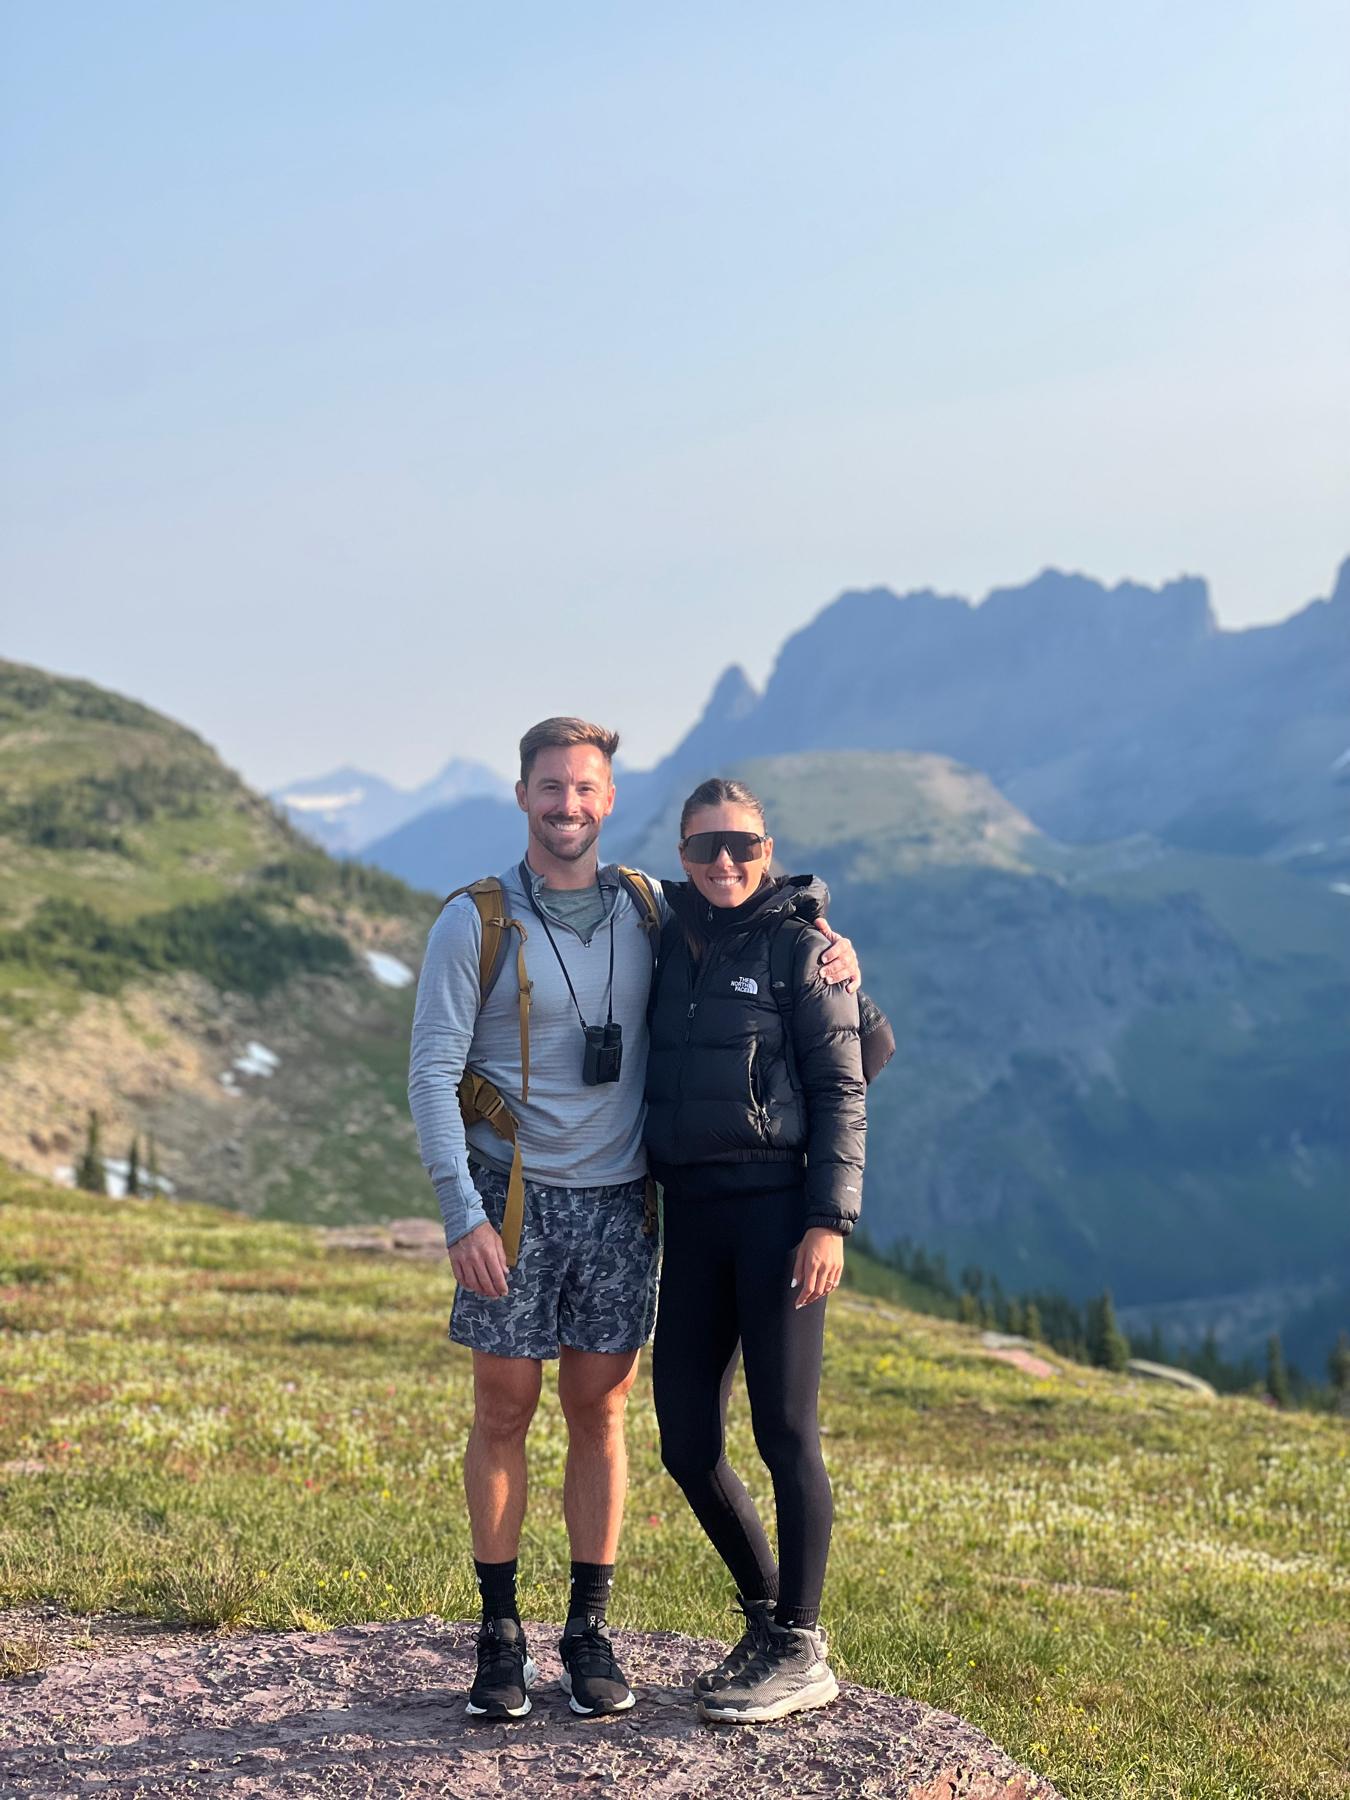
[768,917,896,1089]
[440,866,663,1262]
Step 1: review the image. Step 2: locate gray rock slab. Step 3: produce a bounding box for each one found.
[0,1616,1065,1799]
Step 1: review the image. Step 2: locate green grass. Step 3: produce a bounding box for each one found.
[1,1167,1345,1798]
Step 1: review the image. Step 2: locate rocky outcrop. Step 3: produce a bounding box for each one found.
[0,1616,1063,1799]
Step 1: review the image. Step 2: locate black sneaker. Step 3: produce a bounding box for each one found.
[558,1615,636,1715]
[466,1616,537,1719]
[694,1597,775,1695]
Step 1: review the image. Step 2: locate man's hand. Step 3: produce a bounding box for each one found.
[814,918,860,993]
[448,1220,510,1298]
[790,1227,845,1308]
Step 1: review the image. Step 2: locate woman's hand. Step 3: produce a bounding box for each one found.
[790,1227,845,1308]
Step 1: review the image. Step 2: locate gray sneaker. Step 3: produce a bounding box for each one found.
[698,1619,839,1723]
[694,1597,775,1696]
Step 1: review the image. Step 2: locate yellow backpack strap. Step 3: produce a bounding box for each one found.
[442,879,533,1263]
[442,879,532,1094]
[456,1071,527,1265]
[616,866,662,951]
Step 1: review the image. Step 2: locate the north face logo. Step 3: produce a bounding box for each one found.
[731,976,759,995]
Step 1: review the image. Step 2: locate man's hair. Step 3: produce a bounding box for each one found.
[518,717,621,783]
[679,776,767,838]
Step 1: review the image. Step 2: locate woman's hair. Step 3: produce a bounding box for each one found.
[679,776,767,839]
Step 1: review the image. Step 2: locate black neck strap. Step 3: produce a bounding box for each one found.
[519,863,615,1030]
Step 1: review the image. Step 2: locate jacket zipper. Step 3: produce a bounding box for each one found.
[673,940,730,1136]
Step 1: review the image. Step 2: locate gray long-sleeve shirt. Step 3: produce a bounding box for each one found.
[407,860,668,1247]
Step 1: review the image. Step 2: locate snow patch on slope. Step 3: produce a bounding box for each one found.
[364,950,415,988]
[283,789,365,814]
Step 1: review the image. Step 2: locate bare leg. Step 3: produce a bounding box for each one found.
[464,1351,543,1561]
[557,1346,641,1563]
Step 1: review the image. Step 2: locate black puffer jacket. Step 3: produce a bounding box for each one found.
[644,874,866,1233]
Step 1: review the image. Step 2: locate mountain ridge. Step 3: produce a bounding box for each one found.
[272,757,509,856]
[622,559,1349,866]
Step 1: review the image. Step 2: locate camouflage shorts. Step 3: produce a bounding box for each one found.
[449,1159,659,1361]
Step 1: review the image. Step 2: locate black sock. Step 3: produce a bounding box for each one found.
[775,1602,819,1631]
[568,1561,614,1624]
[474,1558,519,1623]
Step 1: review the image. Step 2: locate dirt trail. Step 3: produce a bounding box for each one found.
[0,1615,1063,1798]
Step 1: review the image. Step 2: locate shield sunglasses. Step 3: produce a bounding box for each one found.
[679,829,768,863]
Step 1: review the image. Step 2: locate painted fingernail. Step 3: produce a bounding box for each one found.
[790,1278,799,1288]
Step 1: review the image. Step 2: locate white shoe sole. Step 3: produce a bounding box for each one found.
[466,1655,538,1718]
[699,1671,839,1723]
[560,1667,637,1715]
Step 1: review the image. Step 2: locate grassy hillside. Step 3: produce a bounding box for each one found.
[0,659,440,1222]
[1,1167,1345,1799]
[623,747,1051,880]
[632,750,1349,1368]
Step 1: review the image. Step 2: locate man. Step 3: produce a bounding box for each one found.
[408,717,857,1721]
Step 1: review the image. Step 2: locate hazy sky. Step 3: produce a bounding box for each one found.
[3,1,1347,791]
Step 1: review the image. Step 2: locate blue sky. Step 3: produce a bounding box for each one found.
[3,1,1347,788]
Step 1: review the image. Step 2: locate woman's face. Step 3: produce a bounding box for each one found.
[678,802,773,908]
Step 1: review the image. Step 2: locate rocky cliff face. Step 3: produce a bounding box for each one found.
[628,562,1350,866]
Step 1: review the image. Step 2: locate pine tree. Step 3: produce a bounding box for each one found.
[1004,1298,1025,1336]
[1265,1334,1290,1407]
[1023,1301,1043,1343]
[1086,1290,1130,1372]
[958,1292,980,1327]
[1193,1327,1222,1387]
[74,1111,107,1195]
[125,1136,140,1198]
[145,1135,162,1197]
[1329,1332,1350,1412]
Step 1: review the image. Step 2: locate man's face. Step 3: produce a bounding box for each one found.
[516,744,616,866]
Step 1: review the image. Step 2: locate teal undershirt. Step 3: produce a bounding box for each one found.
[536,881,608,941]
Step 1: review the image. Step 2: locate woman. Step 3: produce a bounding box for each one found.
[645,776,866,1724]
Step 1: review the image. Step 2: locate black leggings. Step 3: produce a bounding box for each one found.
[652,1184,833,1614]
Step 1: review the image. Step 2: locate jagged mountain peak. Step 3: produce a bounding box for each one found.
[623,558,1348,858]
[700,663,760,723]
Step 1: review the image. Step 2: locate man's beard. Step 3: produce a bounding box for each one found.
[535,815,600,861]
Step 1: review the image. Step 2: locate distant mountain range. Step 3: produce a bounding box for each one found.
[614,559,1350,869]
[272,758,509,856]
[364,794,527,896]
[318,560,1349,894]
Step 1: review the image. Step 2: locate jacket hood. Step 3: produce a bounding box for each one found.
[663,871,831,938]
